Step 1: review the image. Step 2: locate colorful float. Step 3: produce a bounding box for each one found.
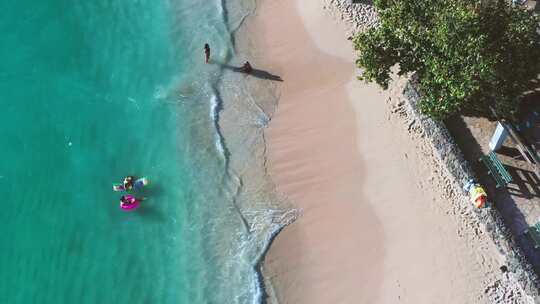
[120,194,141,211]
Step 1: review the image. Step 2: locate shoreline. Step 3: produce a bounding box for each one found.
[237,0,537,303]
[250,1,384,302]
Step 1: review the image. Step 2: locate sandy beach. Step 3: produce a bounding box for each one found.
[245,0,512,303]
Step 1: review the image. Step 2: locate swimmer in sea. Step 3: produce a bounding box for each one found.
[204,43,210,64]
[123,176,134,191]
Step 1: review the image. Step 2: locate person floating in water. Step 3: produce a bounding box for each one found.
[120,195,134,206]
[204,43,210,64]
[123,176,135,191]
[240,61,253,74]
[113,176,149,192]
[120,194,141,210]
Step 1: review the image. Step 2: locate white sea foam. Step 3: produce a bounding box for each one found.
[160,0,289,302]
[209,94,227,160]
[235,208,298,304]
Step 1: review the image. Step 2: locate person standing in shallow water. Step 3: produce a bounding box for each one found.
[204,43,210,64]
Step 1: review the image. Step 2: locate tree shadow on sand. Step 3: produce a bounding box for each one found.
[219,63,283,82]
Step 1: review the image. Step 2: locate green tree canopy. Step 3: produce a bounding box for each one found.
[354,0,540,120]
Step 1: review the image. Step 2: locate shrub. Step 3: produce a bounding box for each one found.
[354,0,540,120]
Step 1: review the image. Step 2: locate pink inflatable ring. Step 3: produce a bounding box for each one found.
[120,195,140,211]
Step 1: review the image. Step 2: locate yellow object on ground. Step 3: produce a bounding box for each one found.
[470,185,487,208]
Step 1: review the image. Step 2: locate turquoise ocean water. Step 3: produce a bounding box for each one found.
[0,1,286,303]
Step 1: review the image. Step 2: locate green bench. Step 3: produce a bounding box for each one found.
[526,222,540,249]
[479,151,513,188]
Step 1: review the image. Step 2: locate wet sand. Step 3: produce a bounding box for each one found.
[247,0,503,303]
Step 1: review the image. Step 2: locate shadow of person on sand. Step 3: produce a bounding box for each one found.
[218,63,283,82]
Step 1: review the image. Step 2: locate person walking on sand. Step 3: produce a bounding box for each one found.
[204,43,210,64]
